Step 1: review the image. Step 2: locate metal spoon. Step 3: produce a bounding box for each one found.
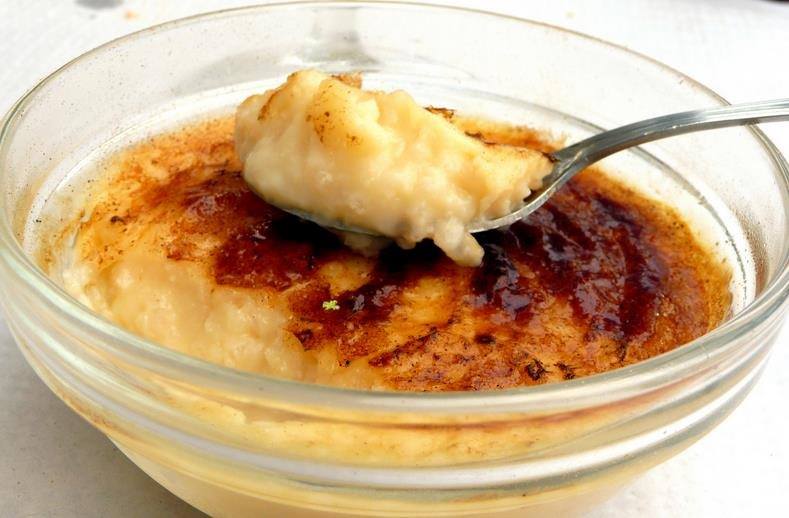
[277,98,789,235]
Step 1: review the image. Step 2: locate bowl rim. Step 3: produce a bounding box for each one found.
[1,0,788,413]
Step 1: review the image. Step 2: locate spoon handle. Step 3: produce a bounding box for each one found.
[550,98,789,168]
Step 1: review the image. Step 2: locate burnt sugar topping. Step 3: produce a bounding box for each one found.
[58,116,730,391]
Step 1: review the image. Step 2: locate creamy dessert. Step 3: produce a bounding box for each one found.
[42,78,731,390]
[236,70,553,266]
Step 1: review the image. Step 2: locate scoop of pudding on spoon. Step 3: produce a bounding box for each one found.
[236,70,789,266]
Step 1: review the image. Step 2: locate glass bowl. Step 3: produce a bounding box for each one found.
[1,2,787,516]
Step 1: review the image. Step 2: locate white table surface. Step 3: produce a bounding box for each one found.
[1,0,788,516]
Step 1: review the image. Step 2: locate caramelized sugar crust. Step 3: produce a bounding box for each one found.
[64,117,731,391]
